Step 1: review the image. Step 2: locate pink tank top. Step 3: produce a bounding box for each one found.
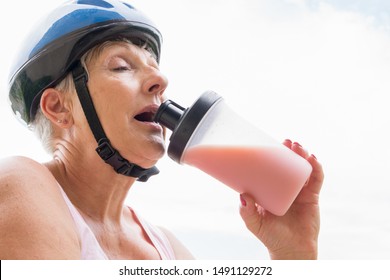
[59,188,176,260]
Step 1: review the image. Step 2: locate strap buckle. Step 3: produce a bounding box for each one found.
[96,139,159,181]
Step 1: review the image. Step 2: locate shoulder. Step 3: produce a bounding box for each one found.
[158,227,195,260]
[0,156,54,200]
[0,156,80,259]
[0,156,61,204]
[0,155,48,175]
[0,156,63,187]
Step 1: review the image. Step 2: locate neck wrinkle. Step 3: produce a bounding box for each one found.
[47,143,136,225]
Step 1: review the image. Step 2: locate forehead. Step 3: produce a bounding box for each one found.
[84,40,157,64]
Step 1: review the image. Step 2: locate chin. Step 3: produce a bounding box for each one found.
[137,142,166,168]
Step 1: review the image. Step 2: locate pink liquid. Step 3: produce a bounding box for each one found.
[183,145,312,216]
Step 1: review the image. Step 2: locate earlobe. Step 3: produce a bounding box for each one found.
[40,88,72,127]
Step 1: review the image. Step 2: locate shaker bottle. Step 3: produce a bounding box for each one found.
[154,91,312,216]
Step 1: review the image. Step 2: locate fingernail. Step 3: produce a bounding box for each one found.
[285,139,292,144]
[240,194,247,207]
[293,142,302,147]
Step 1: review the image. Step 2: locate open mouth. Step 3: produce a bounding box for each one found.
[134,105,159,123]
[134,111,155,122]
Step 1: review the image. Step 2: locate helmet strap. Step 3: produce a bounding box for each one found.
[71,61,159,182]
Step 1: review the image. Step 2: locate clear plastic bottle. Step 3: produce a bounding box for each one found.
[154,91,312,216]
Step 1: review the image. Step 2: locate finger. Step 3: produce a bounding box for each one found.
[291,142,309,159]
[239,193,262,235]
[283,139,293,149]
[306,154,324,195]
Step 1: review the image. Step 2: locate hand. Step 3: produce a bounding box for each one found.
[239,140,324,259]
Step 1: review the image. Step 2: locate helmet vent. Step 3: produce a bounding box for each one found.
[123,3,135,9]
[76,0,114,8]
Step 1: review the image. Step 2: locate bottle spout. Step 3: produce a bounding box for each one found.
[154,99,186,131]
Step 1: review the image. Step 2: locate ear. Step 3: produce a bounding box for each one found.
[40,88,73,128]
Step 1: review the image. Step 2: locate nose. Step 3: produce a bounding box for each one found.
[142,67,168,97]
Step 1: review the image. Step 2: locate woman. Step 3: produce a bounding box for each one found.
[0,0,323,259]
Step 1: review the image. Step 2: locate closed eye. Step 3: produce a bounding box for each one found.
[109,56,133,72]
[113,66,131,72]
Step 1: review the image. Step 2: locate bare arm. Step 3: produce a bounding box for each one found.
[0,156,81,259]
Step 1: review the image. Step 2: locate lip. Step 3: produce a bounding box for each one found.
[133,104,162,130]
[134,104,159,120]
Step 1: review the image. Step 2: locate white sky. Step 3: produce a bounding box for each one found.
[1,0,390,259]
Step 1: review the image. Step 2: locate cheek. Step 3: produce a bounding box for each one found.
[85,75,141,136]
[91,82,135,117]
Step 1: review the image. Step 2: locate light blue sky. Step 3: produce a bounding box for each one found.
[1,0,390,259]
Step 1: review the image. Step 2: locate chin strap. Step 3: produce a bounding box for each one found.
[71,61,159,182]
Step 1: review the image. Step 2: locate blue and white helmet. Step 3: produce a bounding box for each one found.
[9,0,162,125]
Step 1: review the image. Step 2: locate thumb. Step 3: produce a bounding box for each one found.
[239,193,262,236]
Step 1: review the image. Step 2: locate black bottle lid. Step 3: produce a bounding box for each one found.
[154,91,222,163]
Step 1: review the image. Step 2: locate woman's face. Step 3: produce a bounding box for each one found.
[83,42,168,168]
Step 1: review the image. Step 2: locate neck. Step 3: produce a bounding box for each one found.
[46,144,137,224]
